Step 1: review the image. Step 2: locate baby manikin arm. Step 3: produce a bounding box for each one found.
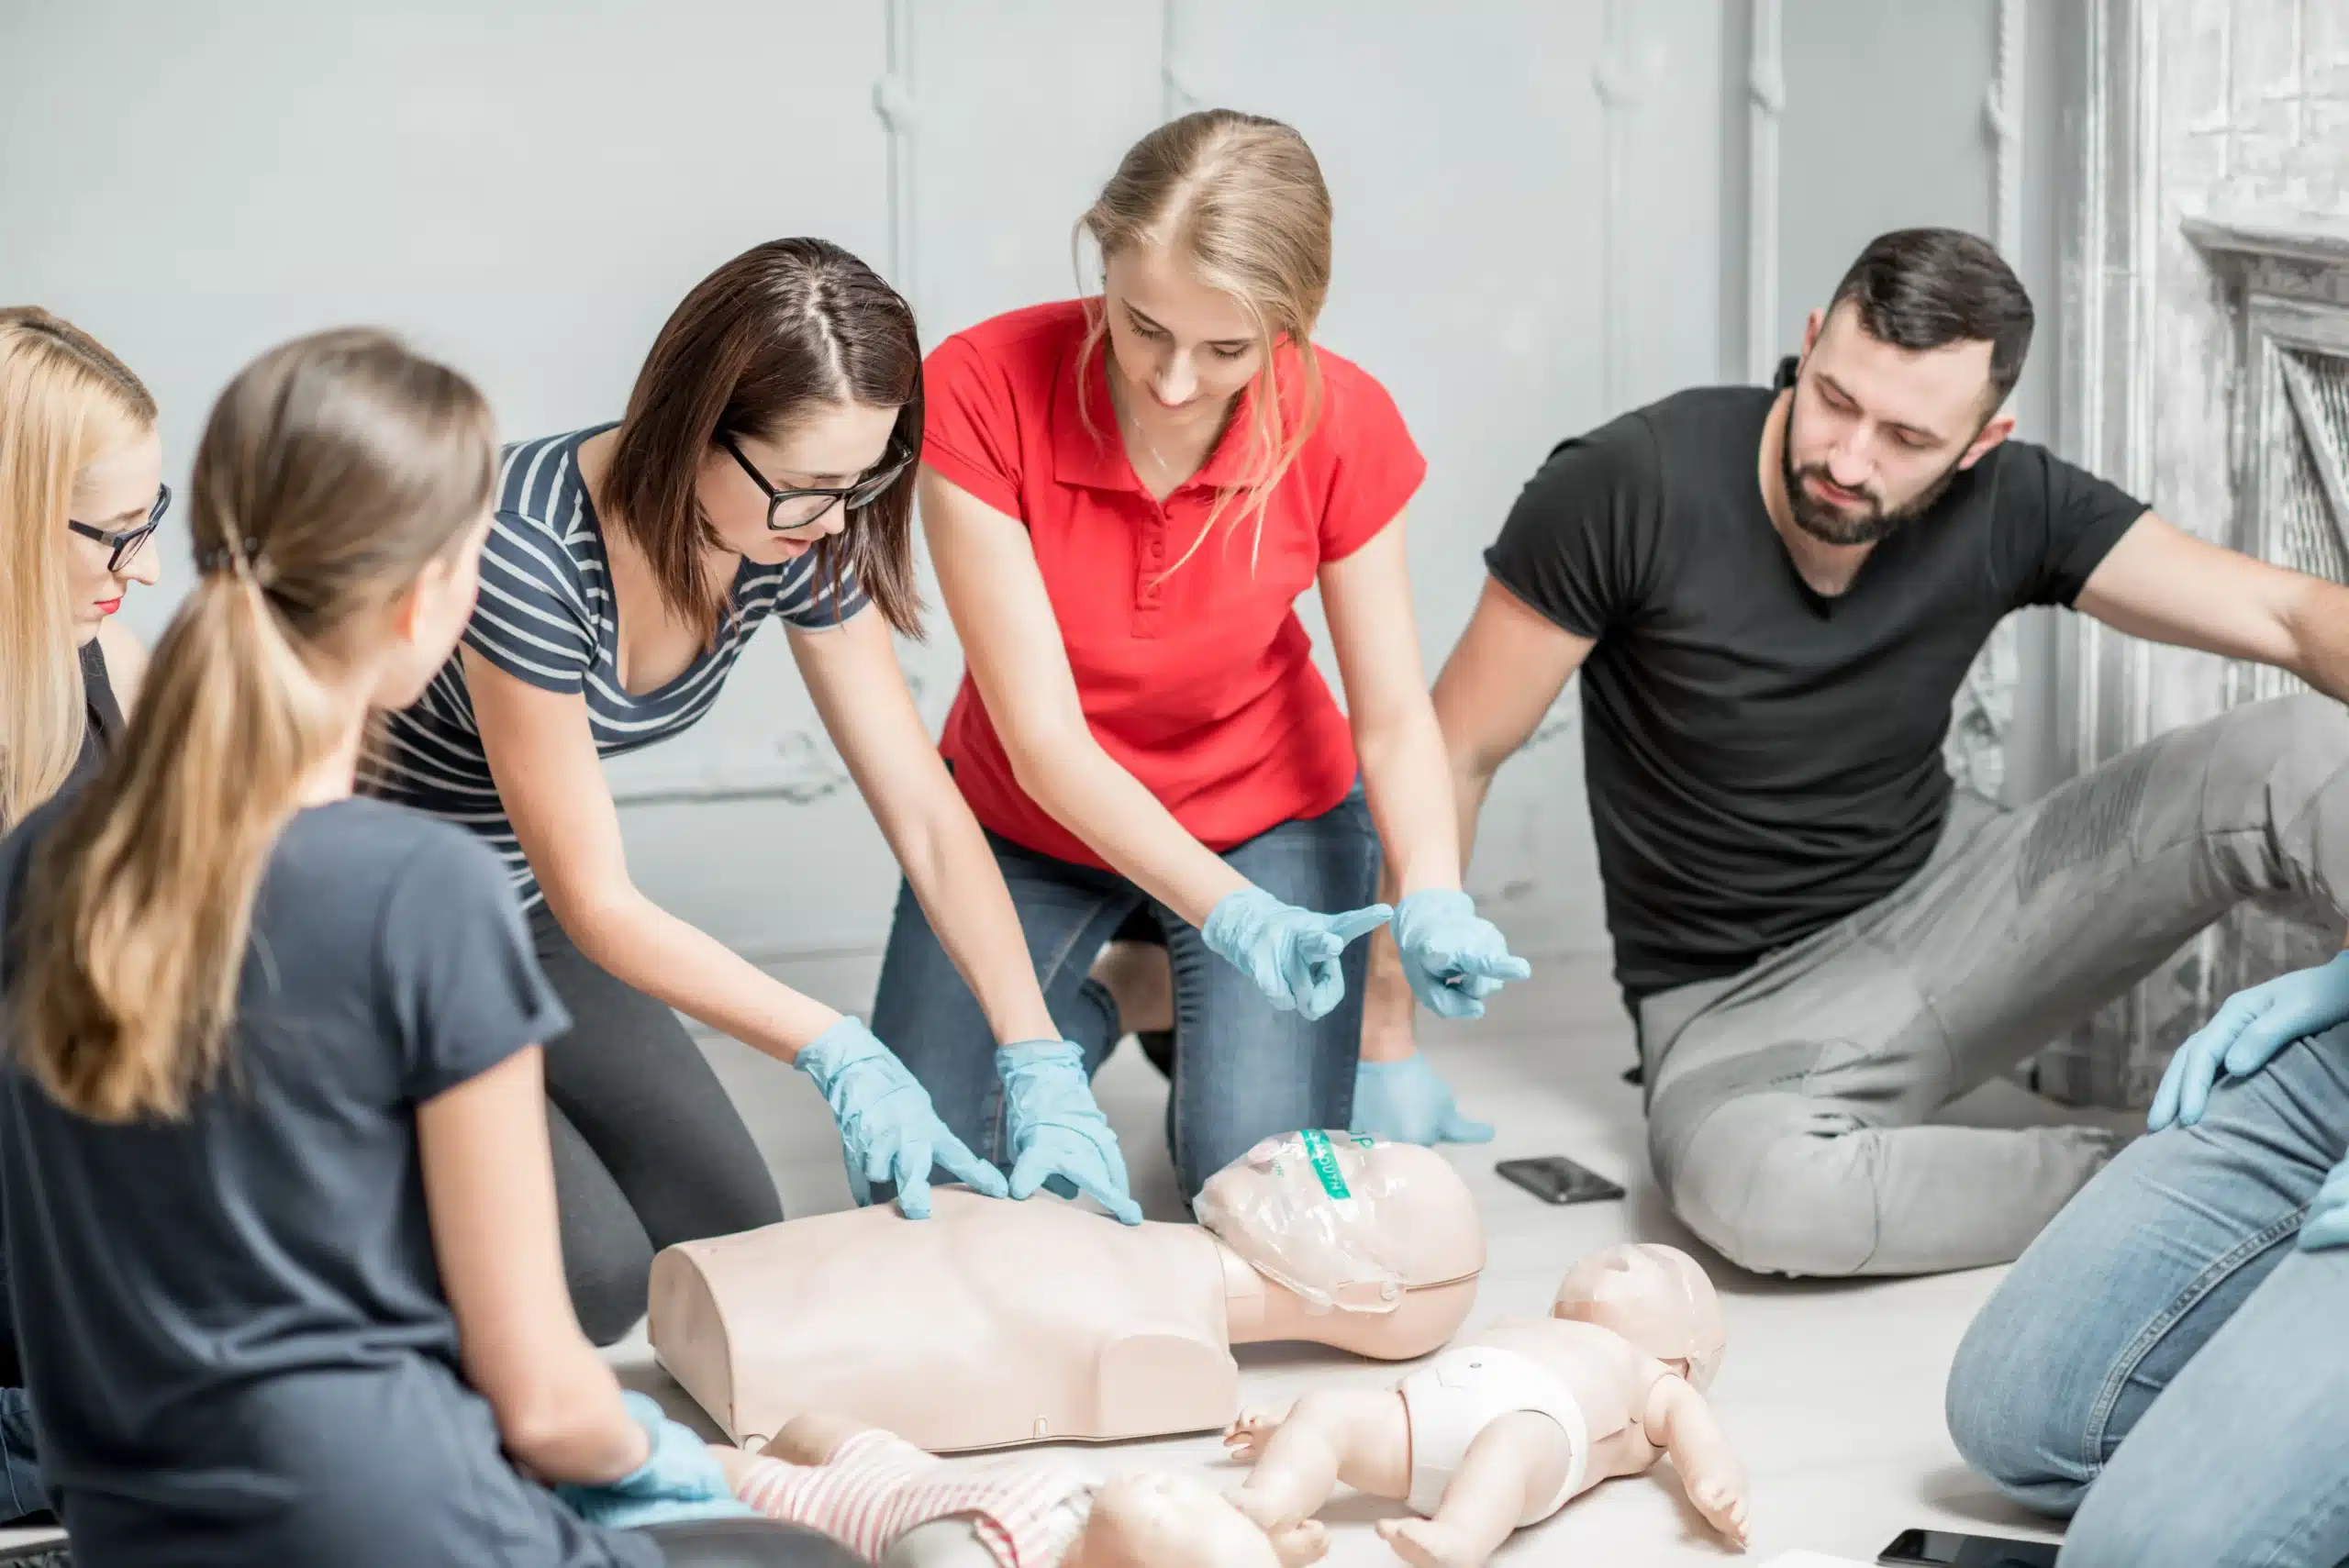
[1641,1374,1749,1546]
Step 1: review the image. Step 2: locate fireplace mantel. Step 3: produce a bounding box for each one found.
[2185,209,2349,310]
[2186,209,2349,270]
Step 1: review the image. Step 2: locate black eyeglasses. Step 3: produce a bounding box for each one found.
[67,483,172,572]
[720,433,914,533]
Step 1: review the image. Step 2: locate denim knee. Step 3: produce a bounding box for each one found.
[1943,1293,2093,1517]
[0,1385,46,1524]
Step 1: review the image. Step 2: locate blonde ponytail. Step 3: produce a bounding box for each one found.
[14,328,495,1123]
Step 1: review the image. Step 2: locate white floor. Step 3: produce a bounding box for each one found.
[3,950,2116,1564]
[631,950,2110,1568]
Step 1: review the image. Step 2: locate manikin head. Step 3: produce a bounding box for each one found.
[1779,227,2032,548]
[1551,1242,1728,1392]
[1070,1471,1316,1568]
[1195,1131,1484,1313]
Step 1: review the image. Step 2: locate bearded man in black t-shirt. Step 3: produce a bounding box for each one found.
[1357,227,2349,1279]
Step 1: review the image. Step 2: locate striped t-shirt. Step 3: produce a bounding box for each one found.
[371,425,865,907]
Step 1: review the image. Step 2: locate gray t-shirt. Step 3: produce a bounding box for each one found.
[0,795,661,1568]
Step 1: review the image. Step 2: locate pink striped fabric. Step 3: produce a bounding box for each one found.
[734,1429,1097,1566]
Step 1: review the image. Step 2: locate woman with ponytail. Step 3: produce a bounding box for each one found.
[0,329,854,1567]
[873,110,1530,1204]
[0,306,170,1525]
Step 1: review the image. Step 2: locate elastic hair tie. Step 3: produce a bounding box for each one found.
[196,538,276,587]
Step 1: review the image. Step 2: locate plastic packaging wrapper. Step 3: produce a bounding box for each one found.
[1192,1129,1414,1315]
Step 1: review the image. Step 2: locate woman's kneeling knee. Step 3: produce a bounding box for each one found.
[1943,1299,2092,1516]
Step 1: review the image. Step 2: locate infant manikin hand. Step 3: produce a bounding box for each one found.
[1069,1470,1325,1568]
[1221,1242,1748,1567]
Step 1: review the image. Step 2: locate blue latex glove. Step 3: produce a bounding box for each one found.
[1201,887,1392,1021]
[2149,951,2349,1131]
[997,1040,1143,1225]
[1352,1052,1494,1145]
[2301,1155,2349,1251]
[555,1392,754,1530]
[796,1018,1008,1218]
[1392,889,1532,1019]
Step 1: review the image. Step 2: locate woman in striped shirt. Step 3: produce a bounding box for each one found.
[371,239,1139,1346]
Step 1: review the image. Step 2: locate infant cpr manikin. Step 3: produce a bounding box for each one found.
[1223,1242,1747,1568]
[651,1131,1485,1453]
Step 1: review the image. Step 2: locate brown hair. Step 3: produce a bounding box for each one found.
[14,328,496,1123]
[0,308,158,826]
[1074,110,1333,575]
[1829,228,2036,409]
[599,238,926,643]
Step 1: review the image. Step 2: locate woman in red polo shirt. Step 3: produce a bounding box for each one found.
[868,109,1531,1205]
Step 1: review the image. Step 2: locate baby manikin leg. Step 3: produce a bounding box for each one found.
[1225,1387,1409,1531]
[1378,1414,1567,1568]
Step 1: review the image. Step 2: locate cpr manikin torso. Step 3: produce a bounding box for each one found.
[1224,1243,1748,1568]
[651,1132,1484,1452]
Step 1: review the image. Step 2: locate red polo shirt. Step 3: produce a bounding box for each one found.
[923,299,1427,870]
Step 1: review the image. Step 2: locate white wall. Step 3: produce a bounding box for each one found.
[3,1,2065,1013]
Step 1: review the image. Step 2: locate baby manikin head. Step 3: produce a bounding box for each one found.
[1069,1470,1313,1568]
[1193,1131,1484,1313]
[1551,1241,1728,1390]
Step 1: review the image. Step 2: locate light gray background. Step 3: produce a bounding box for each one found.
[3,0,2076,1010]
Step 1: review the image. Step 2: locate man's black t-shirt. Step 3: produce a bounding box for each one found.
[1485,358,2148,1006]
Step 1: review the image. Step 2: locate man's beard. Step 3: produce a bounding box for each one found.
[1780,401,1966,547]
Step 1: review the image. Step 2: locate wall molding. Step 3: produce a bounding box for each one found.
[1988,0,2028,259]
[2039,0,2165,1105]
[1743,0,1785,384]
[1593,0,1661,407]
[1162,0,1204,120]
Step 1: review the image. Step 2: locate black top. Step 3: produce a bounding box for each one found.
[62,640,122,795]
[1484,358,2148,1005]
[0,795,660,1568]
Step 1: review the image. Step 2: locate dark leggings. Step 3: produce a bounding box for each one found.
[529,905,785,1346]
[639,1517,863,1566]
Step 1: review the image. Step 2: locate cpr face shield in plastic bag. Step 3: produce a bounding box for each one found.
[1192,1129,1417,1314]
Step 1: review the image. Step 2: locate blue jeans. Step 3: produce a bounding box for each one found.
[1944,1024,2349,1568]
[871,785,1381,1200]
[0,1385,39,1523]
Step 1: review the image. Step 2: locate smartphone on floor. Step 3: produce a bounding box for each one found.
[1878,1528,2060,1567]
[1495,1154,1626,1205]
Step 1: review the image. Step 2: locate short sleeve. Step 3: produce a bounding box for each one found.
[1318,367,1429,562]
[2006,442,2151,607]
[918,332,1027,519]
[774,553,872,631]
[379,826,570,1102]
[1480,413,1663,640]
[462,512,598,695]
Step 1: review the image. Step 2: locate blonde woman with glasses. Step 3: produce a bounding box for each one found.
[0,306,172,1527]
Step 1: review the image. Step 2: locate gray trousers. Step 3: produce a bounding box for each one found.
[1637,692,2349,1279]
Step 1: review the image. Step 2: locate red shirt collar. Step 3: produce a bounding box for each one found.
[1049,304,1301,496]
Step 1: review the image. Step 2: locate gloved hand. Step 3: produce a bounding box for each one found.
[555,1392,754,1530]
[1391,889,1532,1019]
[2149,951,2349,1131]
[1352,1052,1494,1144]
[796,1017,1009,1218]
[997,1040,1143,1225]
[2300,1155,2349,1251]
[1202,887,1392,1021]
